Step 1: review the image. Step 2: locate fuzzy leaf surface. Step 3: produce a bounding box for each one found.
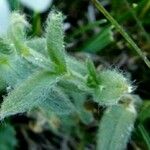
[0,70,67,119]
[46,11,67,72]
[97,104,136,150]
[40,86,75,115]
[95,70,131,105]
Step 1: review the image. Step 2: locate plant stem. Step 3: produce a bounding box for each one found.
[91,0,150,69]
[32,12,42,36]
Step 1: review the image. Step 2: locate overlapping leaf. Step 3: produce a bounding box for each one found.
[0,70,74,119]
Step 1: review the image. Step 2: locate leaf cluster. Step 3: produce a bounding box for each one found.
[0,11,141,150]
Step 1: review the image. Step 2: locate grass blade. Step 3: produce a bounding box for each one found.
[138,124,150,150]
[92,0,150,68]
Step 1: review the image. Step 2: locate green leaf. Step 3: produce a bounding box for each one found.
[66,55,87,76]
[80,27,114,52]
[28,38,87,75]
[8,13,27,48]
[139,101,150,122]
[40,86,75,115]
[8,13,52,70]
[86,58,99,87]
[0,123,17,150]
[0,54,10,66]
[27,38,87,75]
[0,54,19,87]
[26,38,48,56]
[0,71,60,119]
[46,11,67,73]
[97,103,136,150]
[0,54,35,88]
[0,38,13,55]
[94,70,132,105]
[22,48,55,70]
[138,124,150,150]
[58,72,88,93]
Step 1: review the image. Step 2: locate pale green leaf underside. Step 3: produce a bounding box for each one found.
[0,70,73,119]
[40,87,75,115]
[97,105,136,150]
[0,54,36,88]
[95,70,131,105]
[26,38,48,56]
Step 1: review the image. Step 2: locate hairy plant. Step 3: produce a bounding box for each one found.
[0,11,141,150]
